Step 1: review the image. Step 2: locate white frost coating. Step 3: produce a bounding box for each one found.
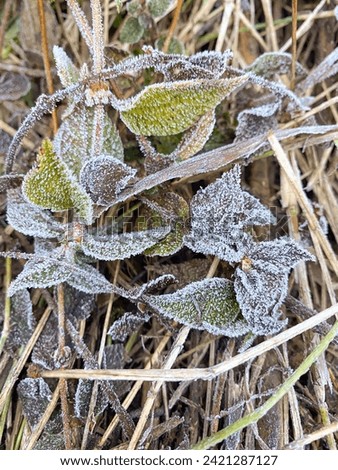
[7,190,65,239]
[66,262,114,294]
[298,47,338,92]
[53,45,79,87]
[145,277,250,337]
[234,238,315,335]
[184,165,274,262]
[246,52,306,80]
[81,226,171,261]
[17,378,53,429]
[108,312,150,341]
[235,101,280,142]
[80,155,136,205]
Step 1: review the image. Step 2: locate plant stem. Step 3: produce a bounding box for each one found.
[91,0,105,74]
[192,320,338,449]
[163,0,184,53]
[37,0,58,135]
[0,257,12,356]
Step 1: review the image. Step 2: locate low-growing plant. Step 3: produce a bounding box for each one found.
[2,0,336,450]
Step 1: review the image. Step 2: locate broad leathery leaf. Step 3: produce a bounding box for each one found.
[7,189,65,238]
[184,165,274,263]
[234,238,315,335]
[53,46,79,87]
[80,156,136,205]
[118,76,247,136]
[147,0,172,18]
[81,226,171,261]
[54,106,124,176]
[119,17,144,44]
[145,278,249,337]
[17,378,53,429]
[22,140,93,223]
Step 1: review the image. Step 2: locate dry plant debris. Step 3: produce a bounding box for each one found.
[0,0,337,451]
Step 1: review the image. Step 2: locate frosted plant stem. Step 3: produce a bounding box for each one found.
[67,0,94,54]
[91,0,105,74]
[192,319,338,449]
[57,284,72,450]
[0,258,12,356]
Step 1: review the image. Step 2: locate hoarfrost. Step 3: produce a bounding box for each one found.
[108,311,150,341]
[235,101,280,142]
[7,189,65,238]
[81,226,171,261]
[297,48,338,93]
[234,238,315,335]
[80,155,136,205]
[32,313,59,370]
[65,261,114,294]
[145,278,249,337]
[246,52,306,80]
[53,45,79,87]
[17,378,53,429]
[184,166,274,263]
[5,289,35,354]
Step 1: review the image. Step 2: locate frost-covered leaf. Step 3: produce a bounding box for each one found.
[81,226,170,260]
[5,290,35,354]
[118,76,247,136]
[0,174,23,193]
[235,101,280,142]
[80,156,136,205]
[119,17,144,44]
[65,261,115,294]
[246,52,306,80]
[22,140,93,223]
[8,247,114,296]
[108,311,150,341]
[32,313,59,370]
[54,106,124,176]
[174,110,216,161]
[145,278,249,337]
[147,0,172,17]
[34,433,65,450]
[141,192,189,256]
[0,72,30,101]
[53,45,79,87]
[7,189,65,238]
[184,166,274,263]
[8,250,72,297]
[64,286,95,321]
[17,378,53,429]
[234,238,315,335]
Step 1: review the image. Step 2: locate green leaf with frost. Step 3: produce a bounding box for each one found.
[22,140,93,223]
[81,227,171,261]
[119,76,247,136]
[147,0,172,18]
[54,106,124,176]
[145,278,249,337]
[155,36,185,54]
[53,46,79,87]
[120,17,144,44]
[8,248,114,296]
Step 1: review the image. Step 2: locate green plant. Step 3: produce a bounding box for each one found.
[2,0,335,450]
